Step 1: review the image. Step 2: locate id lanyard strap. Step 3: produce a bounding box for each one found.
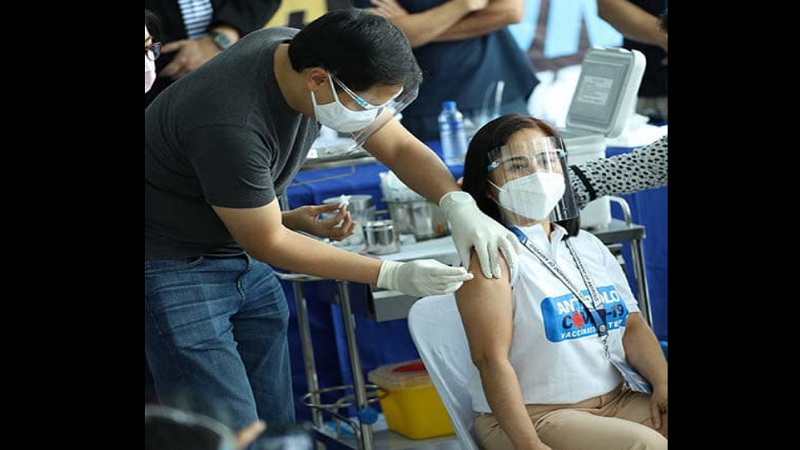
[510,227,610,357]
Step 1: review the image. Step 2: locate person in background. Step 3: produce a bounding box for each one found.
[362,0,538,141]
[146,10,161,95]
[598,0,668,121]
[144,0,282,106]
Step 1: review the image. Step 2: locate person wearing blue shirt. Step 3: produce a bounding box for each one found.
[360,0,539,141]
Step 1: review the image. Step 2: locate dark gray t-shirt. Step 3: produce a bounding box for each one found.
[145,28,318,260]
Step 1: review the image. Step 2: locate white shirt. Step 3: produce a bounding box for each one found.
[469,224,641,413]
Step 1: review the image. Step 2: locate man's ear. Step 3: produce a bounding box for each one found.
[306,68,329,93]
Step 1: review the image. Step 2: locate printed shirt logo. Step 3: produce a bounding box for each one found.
[540,285,630,343]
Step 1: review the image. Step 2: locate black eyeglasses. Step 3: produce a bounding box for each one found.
[145,42,162,61]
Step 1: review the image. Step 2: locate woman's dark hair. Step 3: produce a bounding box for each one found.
[462,115,581,238]
[288,9,423,92]
[660,9,669,33]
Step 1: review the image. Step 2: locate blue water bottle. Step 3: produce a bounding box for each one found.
[439,102,469,165]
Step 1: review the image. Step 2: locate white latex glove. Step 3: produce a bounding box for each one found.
[377,260,474,298]
[440,191,523,279]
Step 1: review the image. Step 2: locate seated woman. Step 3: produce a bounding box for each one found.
[457,115,668,450]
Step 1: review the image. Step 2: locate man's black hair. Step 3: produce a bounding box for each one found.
[289,9,423,92]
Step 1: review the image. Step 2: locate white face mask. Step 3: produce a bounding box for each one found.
[311,74,380,133]
[491,172,566,221]
[145,55,156,94]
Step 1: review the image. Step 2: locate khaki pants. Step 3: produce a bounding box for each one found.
[475,386,668,450]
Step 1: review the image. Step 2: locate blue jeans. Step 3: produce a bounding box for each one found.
[145,255,295,430]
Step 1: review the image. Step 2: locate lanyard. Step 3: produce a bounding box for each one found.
[510,227,610,356]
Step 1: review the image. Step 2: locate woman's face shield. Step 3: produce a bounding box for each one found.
[487,136,580,223]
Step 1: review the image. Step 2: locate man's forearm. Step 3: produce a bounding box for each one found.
[435,0,524,43]
[363,120,461,204]
[255,227,383,285]
[281,210,300,232]
[388,141,461,204]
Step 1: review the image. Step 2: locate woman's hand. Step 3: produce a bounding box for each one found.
[651,384,669,438]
